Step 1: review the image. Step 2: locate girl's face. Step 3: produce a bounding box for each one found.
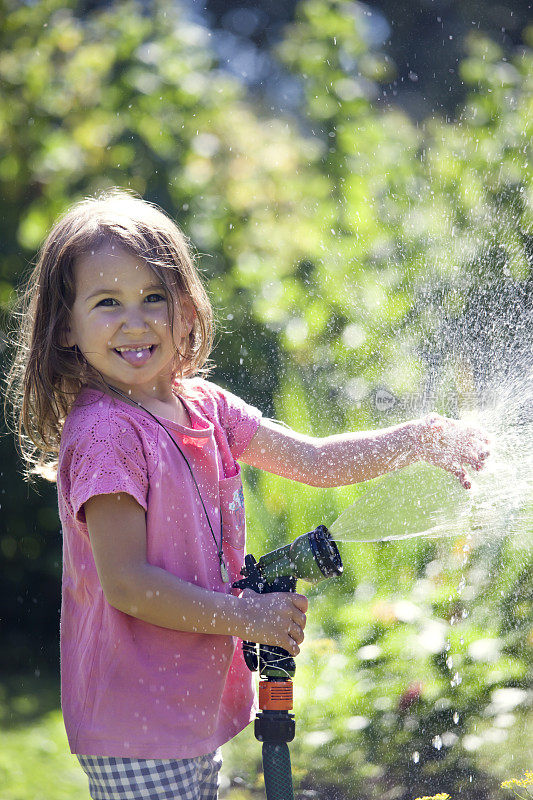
[66,243,194,402]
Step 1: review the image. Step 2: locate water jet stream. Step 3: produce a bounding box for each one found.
[329,370,532,545]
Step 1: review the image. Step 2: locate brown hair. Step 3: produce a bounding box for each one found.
[5,189,215,482]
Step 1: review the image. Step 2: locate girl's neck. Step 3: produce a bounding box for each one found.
[85,381,192,427]
[137,392,192,427]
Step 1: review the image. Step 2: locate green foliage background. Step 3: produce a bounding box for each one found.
[0,1,531,798]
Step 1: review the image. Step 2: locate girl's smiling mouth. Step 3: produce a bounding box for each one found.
[114,345,156,365]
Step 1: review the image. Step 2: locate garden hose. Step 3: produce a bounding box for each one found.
[261,742,294,800]
[233,526,343,800]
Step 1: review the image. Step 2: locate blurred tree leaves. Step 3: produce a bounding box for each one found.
[2,0,529,419]
[270,0,532,431]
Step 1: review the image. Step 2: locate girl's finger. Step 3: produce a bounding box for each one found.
[292,593,308,613]
[473,448,490,469]
[464,453,485,470]
[289,623,304,645]
[292,609,307,629]
[450,463,471,489]
[287,639,300,656]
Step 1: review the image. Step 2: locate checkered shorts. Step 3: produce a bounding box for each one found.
[77,749,222,800]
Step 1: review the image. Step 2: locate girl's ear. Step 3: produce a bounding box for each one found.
[61,325,76,349]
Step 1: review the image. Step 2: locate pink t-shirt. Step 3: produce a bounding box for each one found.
[57,378,262,758]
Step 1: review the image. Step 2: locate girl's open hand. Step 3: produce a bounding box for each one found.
[415,412,490,489]
[240,590,308,656]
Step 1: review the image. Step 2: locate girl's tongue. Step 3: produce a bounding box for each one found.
[118,347,153,365]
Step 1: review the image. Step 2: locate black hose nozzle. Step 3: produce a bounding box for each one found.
[234,525,343,589]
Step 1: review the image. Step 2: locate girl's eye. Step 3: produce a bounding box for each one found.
[96,298,118,307]
[145,293,166,303]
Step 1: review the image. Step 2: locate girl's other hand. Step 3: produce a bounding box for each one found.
[240,590,308,656]
[415,412,491,489]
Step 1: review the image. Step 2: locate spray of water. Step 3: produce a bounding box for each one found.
[329,366,533,545]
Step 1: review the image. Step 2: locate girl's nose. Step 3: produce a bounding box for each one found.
[121,309,149,333]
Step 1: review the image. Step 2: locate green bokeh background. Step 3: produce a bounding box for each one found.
[0,1,531,798]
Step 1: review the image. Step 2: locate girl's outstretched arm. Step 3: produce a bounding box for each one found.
[240,414,490,489]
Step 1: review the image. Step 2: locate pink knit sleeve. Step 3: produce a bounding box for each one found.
[61,407,150,525]
[210,383,262,461]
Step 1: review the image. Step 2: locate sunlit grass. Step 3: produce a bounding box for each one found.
[0,706,88,800]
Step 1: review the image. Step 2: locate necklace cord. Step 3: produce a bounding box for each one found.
[105,384,226,569]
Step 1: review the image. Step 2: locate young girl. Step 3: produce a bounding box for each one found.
[6,190,489,800]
